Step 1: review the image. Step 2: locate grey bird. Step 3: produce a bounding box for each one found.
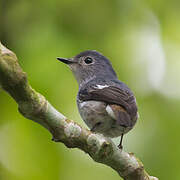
[57,50,138,149]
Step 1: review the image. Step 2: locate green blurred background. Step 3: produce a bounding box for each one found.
[0,0,180,179]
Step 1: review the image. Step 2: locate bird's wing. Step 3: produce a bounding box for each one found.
[78,84,137,118]
[106,104,132,127]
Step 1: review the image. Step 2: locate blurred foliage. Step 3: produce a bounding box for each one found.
[1,0,180,179]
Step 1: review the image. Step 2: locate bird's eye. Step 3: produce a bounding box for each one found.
[84,57,93,64]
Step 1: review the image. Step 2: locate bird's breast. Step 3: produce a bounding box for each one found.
[77,100,132,137]
[77,100,109,129]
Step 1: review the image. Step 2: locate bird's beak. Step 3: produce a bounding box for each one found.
[57,57,74,64]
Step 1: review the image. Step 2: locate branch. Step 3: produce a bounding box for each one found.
[0,42,158,180]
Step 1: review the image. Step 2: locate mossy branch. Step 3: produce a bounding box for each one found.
[0,42,158,180]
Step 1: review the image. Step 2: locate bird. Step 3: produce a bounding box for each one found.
[57,50,138,149]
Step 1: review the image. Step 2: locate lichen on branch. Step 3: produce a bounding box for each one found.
[0,42,158,180]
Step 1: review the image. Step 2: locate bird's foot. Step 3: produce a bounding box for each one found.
[118,144,123,149]
[90,122,102,132]
[118,133,124,150]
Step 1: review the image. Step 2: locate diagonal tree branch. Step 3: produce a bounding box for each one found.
[0,42,158,180]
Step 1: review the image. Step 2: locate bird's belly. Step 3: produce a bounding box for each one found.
[77,100,130,137]
[78,100,109,128]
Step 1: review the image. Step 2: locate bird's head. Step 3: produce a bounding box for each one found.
[57,50,117,86]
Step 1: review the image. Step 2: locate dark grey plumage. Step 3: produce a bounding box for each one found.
[57,50,138,148]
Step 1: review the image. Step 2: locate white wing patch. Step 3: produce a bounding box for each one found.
[80,101,87,108]
[95,84,109,89]
[106,105,116,119]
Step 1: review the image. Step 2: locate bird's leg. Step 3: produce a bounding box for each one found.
[90,122,101,132]
[118,134,124,149]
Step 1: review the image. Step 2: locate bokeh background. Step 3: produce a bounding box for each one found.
[0,0,180,179]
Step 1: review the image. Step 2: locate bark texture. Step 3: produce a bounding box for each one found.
[0,42,158,180]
